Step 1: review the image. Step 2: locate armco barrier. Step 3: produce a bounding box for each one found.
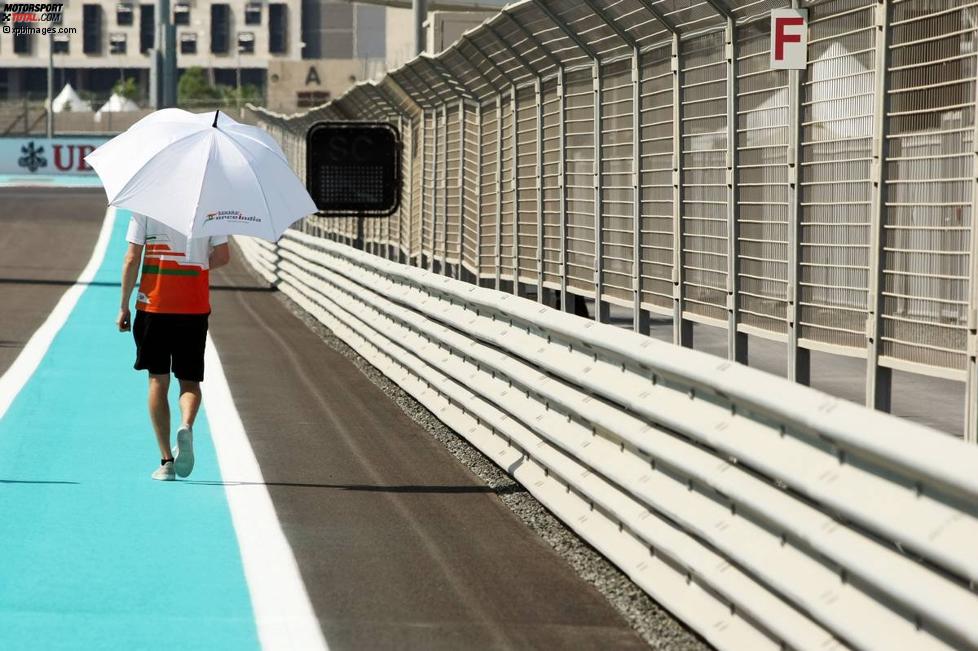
[247,0,978,441]
[236,232,978,651]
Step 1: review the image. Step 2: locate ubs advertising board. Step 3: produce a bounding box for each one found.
[0,137,109,176]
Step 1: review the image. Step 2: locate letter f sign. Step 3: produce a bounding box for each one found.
[770,9,808,70]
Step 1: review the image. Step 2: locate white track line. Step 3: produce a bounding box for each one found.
[202,335,330,651]
[0,204,326,648]
[0,206,115,421]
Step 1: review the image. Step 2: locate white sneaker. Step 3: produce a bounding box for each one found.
[174,425,195,478]
[152,460,175,481]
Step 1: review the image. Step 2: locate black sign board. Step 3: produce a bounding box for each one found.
[306,121,401,216]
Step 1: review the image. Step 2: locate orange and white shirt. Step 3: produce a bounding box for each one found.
[125,213,228,314]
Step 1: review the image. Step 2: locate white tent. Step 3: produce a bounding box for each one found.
[50,83,91,112]
[741,40,873,145]
[94,93,140,121]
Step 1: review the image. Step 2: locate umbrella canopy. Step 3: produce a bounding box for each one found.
[94,93,140,120]
[50,83,91,112]
[84,108,316,242]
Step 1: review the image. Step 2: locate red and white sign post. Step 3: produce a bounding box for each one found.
[770,8,808,70]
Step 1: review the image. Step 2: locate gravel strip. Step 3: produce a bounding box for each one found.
[236,252,712,650]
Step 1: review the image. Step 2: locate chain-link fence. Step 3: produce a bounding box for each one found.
[0,96,260,137]
[246,0,978,441]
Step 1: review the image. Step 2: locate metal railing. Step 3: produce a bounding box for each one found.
[236,228,978,651]
[246,0,978,441]
[0,98,260,136]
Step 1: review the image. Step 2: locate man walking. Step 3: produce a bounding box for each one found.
[116,212,231,481]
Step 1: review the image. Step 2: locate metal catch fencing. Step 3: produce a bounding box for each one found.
[236,228,978,651]
[246,0,978,441]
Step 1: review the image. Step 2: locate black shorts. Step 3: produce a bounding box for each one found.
[132,310,209,382]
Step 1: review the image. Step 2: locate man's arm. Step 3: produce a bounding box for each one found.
[209,242,230,270]
[118,242,143,332]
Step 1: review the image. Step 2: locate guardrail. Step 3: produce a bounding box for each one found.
[0,99,260,137]
[247,0,978,441]
[236,231,978,651]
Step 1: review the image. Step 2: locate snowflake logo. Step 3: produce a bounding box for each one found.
[18,141,47,173]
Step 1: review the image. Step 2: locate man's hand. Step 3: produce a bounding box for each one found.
[117,307,131,332]
[120,242,142,330]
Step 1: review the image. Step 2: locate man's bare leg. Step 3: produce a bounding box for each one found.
[178,379,201,428]
[148,373,172,460]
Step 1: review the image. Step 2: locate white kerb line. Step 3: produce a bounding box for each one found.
[202,335,330,651]
[0,206,116,421]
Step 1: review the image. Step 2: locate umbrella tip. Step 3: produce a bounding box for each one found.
[212,110,219,128]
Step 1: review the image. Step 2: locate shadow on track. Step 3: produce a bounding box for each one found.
[182,480,526,495]
[0,479,81,485]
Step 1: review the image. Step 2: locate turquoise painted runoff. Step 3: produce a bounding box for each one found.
[0,210,260,650]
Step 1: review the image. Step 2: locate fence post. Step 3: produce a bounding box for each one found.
[672,33,692,347]
[394,106,401,261]
[454,100,463,279]
[407,113,416,265]
[632,48,649,334]
[725,16,747,363]
[432,107,441,272]
[559,66,572,313]
[866,0,893,411]
[440,102,449,275]
[495,94,503,291]
[536,76,545,304]
[969,43,978,442]
[593,62,609,323]
[475,102,483,283]
[425,109,434,271]
[511,85,521,296]
[787,0,810,385]
[416,110,424,264]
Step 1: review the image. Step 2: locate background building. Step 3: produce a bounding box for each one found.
[0,1,343,106]
[0,0,302,99]
[0,0,499,116]
[302,0,385,59]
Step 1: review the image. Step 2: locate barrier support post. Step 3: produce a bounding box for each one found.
[866,0,893,411]
[786,0,810,384]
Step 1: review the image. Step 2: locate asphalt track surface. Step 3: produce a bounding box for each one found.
[0,188,106,374]
[0,197,258,649]
[0,188,650,649]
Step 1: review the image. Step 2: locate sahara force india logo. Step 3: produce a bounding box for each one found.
[204,210,260,224]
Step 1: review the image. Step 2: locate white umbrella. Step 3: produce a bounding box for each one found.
[84,108,316,241]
